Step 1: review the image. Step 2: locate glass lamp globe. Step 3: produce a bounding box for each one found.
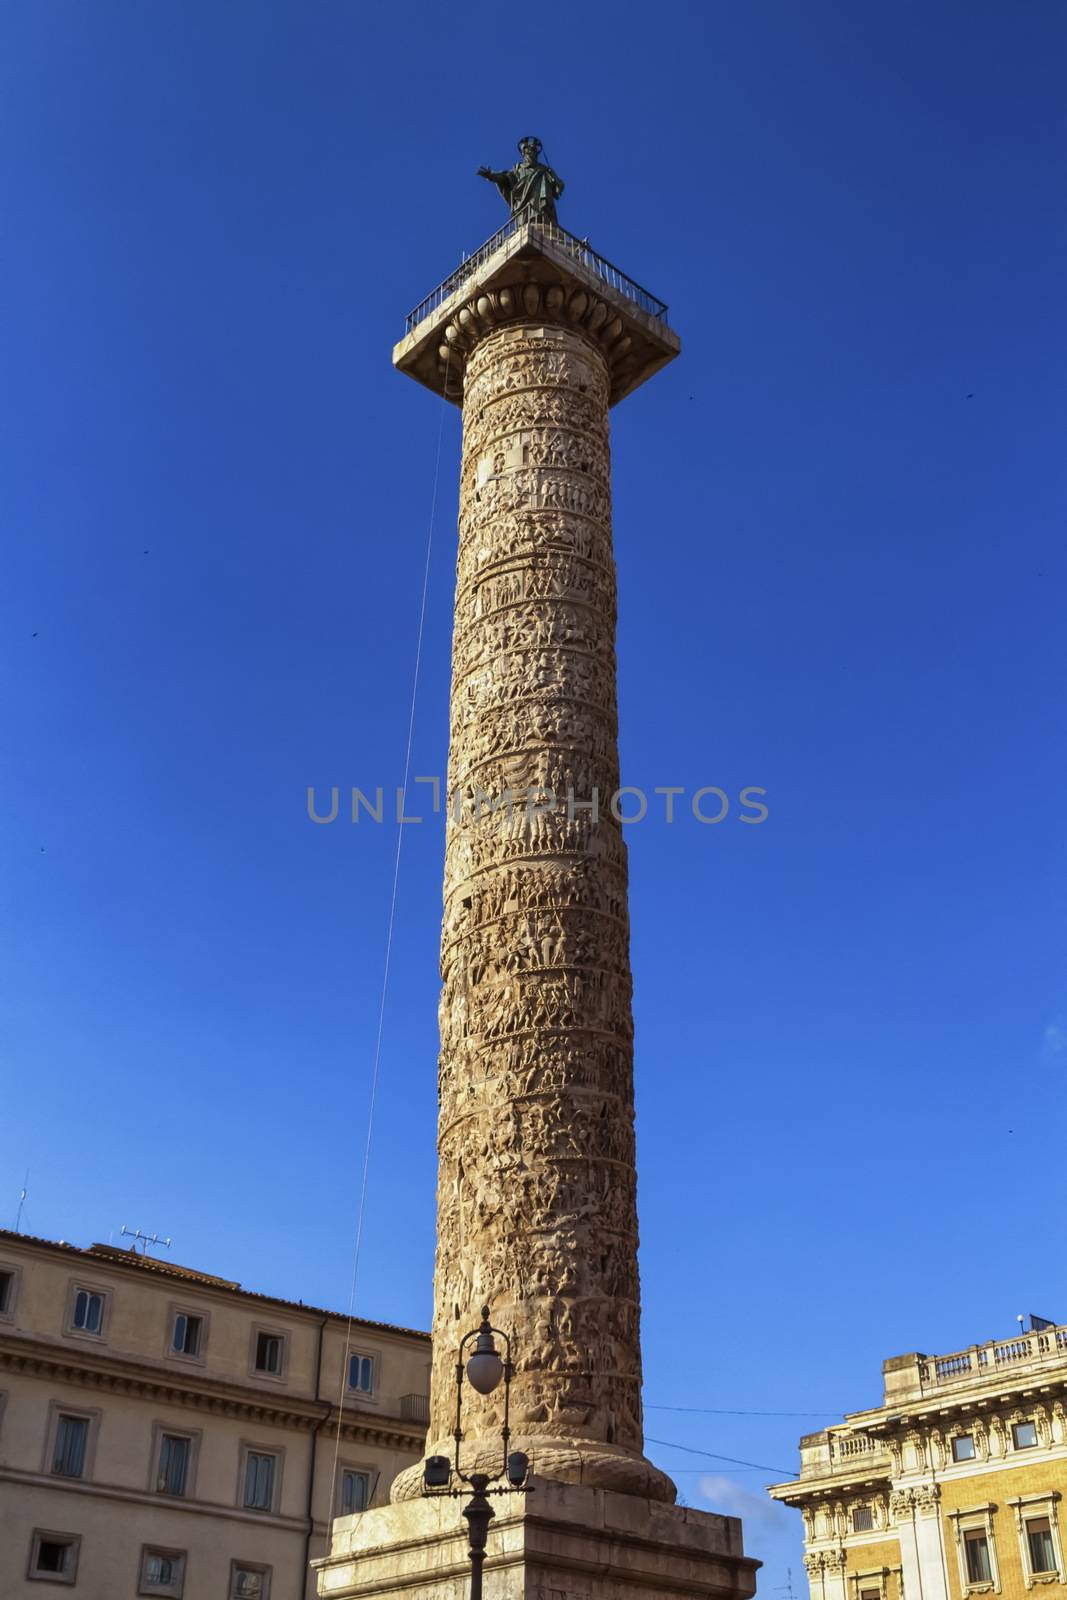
[466,1340,504,1394]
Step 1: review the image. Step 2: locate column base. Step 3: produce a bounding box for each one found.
[315,1478,760,1600]
[391,1434,677,1505]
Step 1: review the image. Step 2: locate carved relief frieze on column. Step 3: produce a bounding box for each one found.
[391,291,675,1506]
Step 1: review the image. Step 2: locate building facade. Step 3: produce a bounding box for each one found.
[0,1230,430,1598]
[769,1323,1067,1600]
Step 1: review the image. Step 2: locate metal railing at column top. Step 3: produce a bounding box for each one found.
[404,218,671,334]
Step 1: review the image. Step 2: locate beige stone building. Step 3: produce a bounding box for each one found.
[0,1228,430,1597]
[769,1322,1067,1600]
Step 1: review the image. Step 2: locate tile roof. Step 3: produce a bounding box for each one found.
[0,1228,430,1341]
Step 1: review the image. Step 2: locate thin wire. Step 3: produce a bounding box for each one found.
[648,1404,838,1418]
[326,351,454,1531]
[645,1436,793,1476]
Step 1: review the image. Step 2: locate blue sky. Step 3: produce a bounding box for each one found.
[3,0,1065,1587]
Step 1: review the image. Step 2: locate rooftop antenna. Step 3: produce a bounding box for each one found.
[777,1568,797,1600]
[120,1225,173,1259]
[14,1170,28,1233]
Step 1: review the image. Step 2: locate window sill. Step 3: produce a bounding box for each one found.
[249,1367,288,1385]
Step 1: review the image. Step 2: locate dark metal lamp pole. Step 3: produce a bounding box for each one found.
[422,1306,531,1600]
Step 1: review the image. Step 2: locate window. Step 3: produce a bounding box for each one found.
[953,1434,976,1462]
[0,1267,16,1318]
[156,1433,191,1496]
[348,1354,374,1394]
[29,1531,80,1584]
[852,1505,874,1532]
[1012,1420,1038,1450]
[341,1469,370,1514]
[860,1590,880,1600]
[52,1415,89,1478]
[243,1450,276,1512]
[230,1563,271,1599]
[139,1547,186,1597]
[964,1531,993,1585]
[1026,1518,1056,1576]
[253,1330,285,1376]
[71,1287,105,1334]
[172,1312,203,1358]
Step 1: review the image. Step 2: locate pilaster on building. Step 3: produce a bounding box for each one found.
[769,1322,1067,1600]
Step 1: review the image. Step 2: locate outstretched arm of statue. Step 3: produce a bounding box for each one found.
[477,166,504,182]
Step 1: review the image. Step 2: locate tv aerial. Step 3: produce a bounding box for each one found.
[120,1225,173,1258]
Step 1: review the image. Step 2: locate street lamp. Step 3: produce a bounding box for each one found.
[422,1305,531,1600]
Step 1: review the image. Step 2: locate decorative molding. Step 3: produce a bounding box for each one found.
[0,1462,308,1532]
[1009,1491,1064,1588]
[0,1338,422,1450]
[436,275,636,401]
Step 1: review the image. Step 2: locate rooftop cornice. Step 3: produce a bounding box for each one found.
[0,1332,426,1450]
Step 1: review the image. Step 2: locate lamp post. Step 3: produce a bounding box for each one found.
[422,1306,531,1600]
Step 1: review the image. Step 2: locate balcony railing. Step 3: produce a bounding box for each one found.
[399,1392,430,1424]
[797,1429,891,1481]
[922,1326,1067,1386]
[835,1432,879,1458]
[404,218,670,335]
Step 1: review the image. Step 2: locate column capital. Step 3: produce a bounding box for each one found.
[393,221,680,407]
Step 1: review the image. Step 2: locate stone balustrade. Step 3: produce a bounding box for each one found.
[796,1429,891,1481]
[918,1326,1067,1390]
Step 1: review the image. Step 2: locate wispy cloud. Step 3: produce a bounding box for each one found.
[697,1473,793,1532]
[1040,1022,1066,1061]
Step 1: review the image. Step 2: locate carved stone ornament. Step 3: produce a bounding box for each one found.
[391,313,674,1506]
[434,275,637,406]
[889,1489,915,1521]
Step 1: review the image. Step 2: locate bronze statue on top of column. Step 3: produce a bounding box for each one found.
[477,136,564,223]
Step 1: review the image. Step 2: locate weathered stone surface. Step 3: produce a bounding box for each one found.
[315,224,760,1600]
[393,224,680,407]
[316,1481,760,1600]
[389,310,675,1506]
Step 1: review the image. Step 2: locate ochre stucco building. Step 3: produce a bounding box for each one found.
[0,1229,429,1597]
[769,1323,1067,1600]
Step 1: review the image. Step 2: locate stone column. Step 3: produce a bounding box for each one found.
[416,310,670,1500]
[390,245,679,1502]
[316,224,759,1600]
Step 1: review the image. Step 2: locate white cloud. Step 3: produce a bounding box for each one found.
[1041,1022,1066,1060]
[697,1473,793,1532]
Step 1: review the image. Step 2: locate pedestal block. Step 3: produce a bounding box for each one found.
[315,1480,760,1600]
